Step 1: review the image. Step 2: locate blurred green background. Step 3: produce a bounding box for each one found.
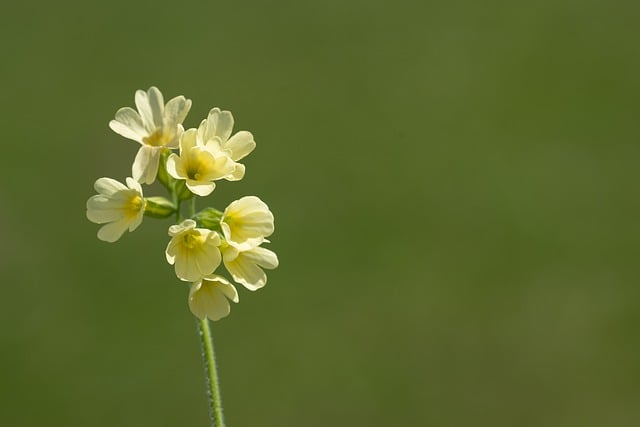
[1,0,639,426]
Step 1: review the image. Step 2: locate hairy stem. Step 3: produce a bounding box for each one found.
[188,196,226,426]
[197,318,226,427]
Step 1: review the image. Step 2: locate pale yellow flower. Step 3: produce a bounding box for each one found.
[86,177,145,242]
[109,86,192,184]
[196,108,256,181]
[222,244,278,291]
[188,275,239,321]
[165,129,235,196]
[221,196,274,250]
[166,220,221,282]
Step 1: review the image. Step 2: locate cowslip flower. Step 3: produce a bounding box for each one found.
[197,108,256,181]
[221,243,279,291]
[86,177,145,242]
[109,86,192,184]
[166,219,222,282]
[189,275,239,321]
[165,128,236,196]
[221,196,274,250]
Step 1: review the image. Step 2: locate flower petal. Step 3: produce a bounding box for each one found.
[128,209,144,232]
[223,245,278,290]
[193,243,221,277]
[203,136,224,154]
[199,154,235,181]
[144,148,161,184]
[205,108,234,142]
[175,251,199,282]
[164,96,192,127]
[166,154,185,180]
[180,128,198,153]
[146,86,165,129]
[225,254,267,290]
[132,146,160,184]
[168,219,196,236]
[165,124,183,149]
[188,281,211,320]
[186,181,215,197]
[97,218,130,242]
[125,177,143,194]
[94,177,127,195]
[86,200,122,224]
[221,196,275,247]
[135,89,154,131]
[225,131,255,161]
[165,238,178,263]
[188,277,237,321]
[217,278,239,303]
[109,107,146,142]
[244,246,279,270]
[226,163,245,181]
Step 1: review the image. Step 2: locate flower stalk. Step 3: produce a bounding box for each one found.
[197,317,226,427]
[86,86,279,426]
[190,198,226,427]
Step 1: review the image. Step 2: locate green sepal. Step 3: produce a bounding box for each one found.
[157,149,176,191]
[192,207,224,231]
[175,180,194,201]
[144,196,177,219]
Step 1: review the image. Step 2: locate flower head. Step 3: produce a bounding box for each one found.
[189,275,239,321]
[197,108,256,181]
[222,244,278,291]
[166,220,222,282]
[109,86,192,184]
[165,128,236,196]
[221,196,274,250]
[86,177,146,242]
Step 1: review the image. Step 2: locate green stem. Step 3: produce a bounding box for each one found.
[197,318,226,427]
[173,183,181,222]
[189,197,226,427]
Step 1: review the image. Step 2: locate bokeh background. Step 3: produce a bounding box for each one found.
[1,0,639,426]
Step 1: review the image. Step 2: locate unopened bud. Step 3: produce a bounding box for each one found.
[157,149,175,191]
[175,180,193,201]
[144,197,176,218]
[193,207,224,230]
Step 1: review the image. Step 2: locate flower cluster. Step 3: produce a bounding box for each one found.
[86,87,278,321]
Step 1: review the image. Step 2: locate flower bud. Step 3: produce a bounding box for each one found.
[156,149,176,191]
[193,207,223,231]
[175,180,194,201]
[144,196,176,218]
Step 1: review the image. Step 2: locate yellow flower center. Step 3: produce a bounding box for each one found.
[182,230,205,249]
[186,150,214,181]
[143,129,171,147]
[187,166,202,181]
[125,195,144,219]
